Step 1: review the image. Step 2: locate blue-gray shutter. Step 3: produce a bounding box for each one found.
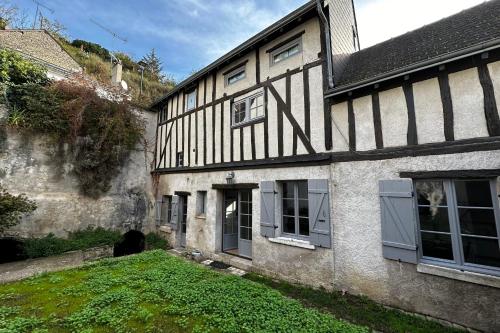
[379,179,418,264]
[260,181,276,238]
[170,195,179,231]
[308,179,332,248]
[155,198,162,226]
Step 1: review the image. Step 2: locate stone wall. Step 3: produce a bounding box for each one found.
[0,104,157,238]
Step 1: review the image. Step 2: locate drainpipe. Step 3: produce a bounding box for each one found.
[316,0,335,88]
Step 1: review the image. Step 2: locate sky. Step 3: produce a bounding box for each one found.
[13,0,488,82]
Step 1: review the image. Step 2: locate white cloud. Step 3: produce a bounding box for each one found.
[356,0,489,48]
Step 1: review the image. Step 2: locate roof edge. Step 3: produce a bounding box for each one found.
[149,0,317,110]
[326,38,500,98]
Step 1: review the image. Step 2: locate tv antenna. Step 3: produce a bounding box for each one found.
[32,0,54,29]
[90,18,128,43]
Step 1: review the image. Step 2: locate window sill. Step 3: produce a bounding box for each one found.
[195,214,206,220]
[159,225,172,234]
[231,117,265,129]
[268,237,315,250]
[417,263,500,289]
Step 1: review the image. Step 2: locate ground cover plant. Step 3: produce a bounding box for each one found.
[245,273,463,333]
[0,251,367,333]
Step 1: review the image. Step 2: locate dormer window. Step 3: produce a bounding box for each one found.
[186,89,197,111]
[224,63,247,86]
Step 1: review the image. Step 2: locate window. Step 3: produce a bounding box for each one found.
[416,179,500,274]
[225,65,246,86]
[232,93,264,126]
[160,106,168,123]
[186,89,196,111]
[196,191,207,216]
[176,152,184,167]
[270,38,302,65]
[162,195,172,225]
[281,181,309,238]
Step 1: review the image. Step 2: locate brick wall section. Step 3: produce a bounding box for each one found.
[0,30,81,73]
[325,0,357,81]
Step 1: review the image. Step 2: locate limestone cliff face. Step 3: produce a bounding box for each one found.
[0,104,157,237]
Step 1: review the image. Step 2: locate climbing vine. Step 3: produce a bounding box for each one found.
[1,49,144,198]
[0,185,37,234]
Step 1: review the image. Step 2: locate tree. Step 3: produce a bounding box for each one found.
[40,16,68,39]
[0,0,29,29]
[140,48,164,82]
[0,185,37,234]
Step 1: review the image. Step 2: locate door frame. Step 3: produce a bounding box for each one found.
[179,195,188,247]
[221,189,252,259]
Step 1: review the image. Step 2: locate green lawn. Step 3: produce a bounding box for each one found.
[0,250,367,333]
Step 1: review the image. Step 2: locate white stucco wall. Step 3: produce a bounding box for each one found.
[157,165,334,288]
[330,101,349,151]
[413,78,446,144]
[449,67,488,140]
[487,60,500,120]
[353,95,376,151]
[379,87,408,147]
[331,150,500,332]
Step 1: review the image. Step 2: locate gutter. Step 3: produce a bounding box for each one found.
[325,38,500,98]
[316,0,334,88]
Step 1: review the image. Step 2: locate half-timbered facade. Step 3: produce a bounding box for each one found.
[151,1,500,331]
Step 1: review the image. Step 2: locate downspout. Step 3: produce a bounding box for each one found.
[316,0,335,88]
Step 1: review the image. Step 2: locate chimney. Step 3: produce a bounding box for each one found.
[111,61,123,86]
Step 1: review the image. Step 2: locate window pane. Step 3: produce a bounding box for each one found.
[234,102,246,124]
[240,214,250,227]
[282,182,294,198]
[418,206,450,232]
[283,216,295,234]
[462,236,500,268]
[240,202,251,215]
[240,190,251,202]
[240,227,249,240]
[455,180,492,207]
[297,181,308,199]
[228,70,245,84]
[282,199,295,216]
[299,218,309,236]
[421,232,454,260]
[299,199,309,218]
[458,208,498,237]
[416,180,446,206]
[249,96,259,109]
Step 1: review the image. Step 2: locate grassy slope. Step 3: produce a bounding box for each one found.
[60,43,173,109]
[245,273,463,333]
[0,251,367,333]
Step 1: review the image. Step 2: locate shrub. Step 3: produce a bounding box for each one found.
[0,185,37,234]
[23,227,121,258]
[71,39,110,60]
[0,49,49,85]
[145,233,168,250]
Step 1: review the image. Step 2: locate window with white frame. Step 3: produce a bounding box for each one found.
[281,181,309,238]
[232,93,264,126]
[416,179,500,274]
[270,38,302,65]
[186,89,197,111]
[225,65,246,86]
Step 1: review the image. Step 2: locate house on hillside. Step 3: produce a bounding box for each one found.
[0,29,82,80]
[150,1,500,331]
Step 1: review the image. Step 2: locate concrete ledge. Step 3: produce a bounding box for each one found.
[159,225,172,233]
[268,237,316,250]
[417,263,500,289]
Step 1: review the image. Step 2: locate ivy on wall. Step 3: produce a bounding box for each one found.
[1,49,144,198]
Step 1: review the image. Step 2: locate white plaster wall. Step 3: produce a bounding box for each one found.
[413,78,445,144]
[157,165,334,288]
[449,67,488,140]
[331,101,349,152]
[190,113,196,166]
[233,128,241,162]
[197,111,204,166]
[214,104,222,164]
[379,87,408,147]
[267,88,279,158]
[243,126,252,160]
[487,60,500,119]
[331,150,500,332]
[309,66,325,152]
[205,107,213,164]
[223,101,231,163]
[254,122,265,159]
[353,95,376,151]
[205,75,214,104]
[260,18,321,80]
[183,116,189,165]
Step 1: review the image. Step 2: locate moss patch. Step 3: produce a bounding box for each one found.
[0,251,367,333]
